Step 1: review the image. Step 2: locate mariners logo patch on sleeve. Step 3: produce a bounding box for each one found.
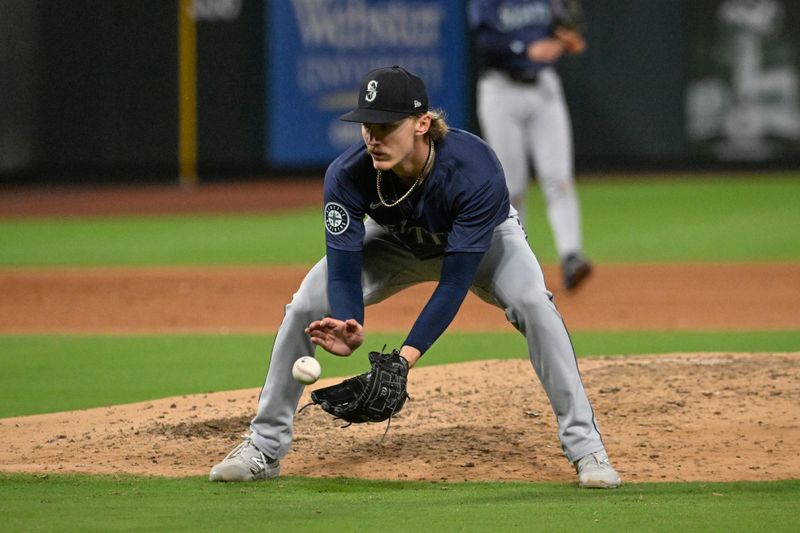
[324,202,349,235]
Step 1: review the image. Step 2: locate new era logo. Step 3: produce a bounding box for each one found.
[414,100,422,108]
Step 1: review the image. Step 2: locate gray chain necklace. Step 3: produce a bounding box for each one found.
[376,140,435,208]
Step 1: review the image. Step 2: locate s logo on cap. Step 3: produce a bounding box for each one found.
[339,66,428,124]
[365,80,378,102]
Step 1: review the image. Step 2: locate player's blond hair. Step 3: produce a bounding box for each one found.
[417,109,449,141]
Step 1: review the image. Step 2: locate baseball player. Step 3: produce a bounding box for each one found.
[209,66,620,488]
[469,0,593,290]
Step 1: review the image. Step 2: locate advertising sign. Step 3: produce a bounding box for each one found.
[686,0,800,160]
[266,0,469,166]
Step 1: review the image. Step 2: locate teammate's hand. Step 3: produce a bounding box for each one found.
[305,317,364,356]
[527,38,565,63]
[554,27,586,55]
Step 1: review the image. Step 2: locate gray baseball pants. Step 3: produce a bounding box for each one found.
[250,211,605,463]
[478,67,583,258]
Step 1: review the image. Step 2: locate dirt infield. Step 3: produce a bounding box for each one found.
[1,181,799,483]
[2,263,799,333]
[1,353,798,483]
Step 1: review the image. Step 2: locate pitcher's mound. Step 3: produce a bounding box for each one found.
[1,353,797,483]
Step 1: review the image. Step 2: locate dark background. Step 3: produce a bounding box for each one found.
[0,0,797,184]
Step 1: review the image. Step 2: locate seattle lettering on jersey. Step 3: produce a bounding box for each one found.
[497,1,551,32]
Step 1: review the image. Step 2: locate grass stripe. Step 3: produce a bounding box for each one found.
[567,176,800,262]
[1,176,798,266]
[0,474,797,533]
[0,210,323,267]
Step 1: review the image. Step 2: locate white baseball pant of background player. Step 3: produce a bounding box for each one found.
[249,211,606,465]
[477,67,583,260]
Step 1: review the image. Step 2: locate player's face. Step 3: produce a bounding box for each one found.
[361,118,417,171]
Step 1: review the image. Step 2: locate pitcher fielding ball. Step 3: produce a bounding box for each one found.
[209,65,621,489]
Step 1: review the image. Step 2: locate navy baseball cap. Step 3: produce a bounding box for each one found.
[339,66,429,124]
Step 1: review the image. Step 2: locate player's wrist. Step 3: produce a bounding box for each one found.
[399,345,422,368]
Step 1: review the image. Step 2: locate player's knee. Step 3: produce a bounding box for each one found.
[505,289,554,322]
[284,291,327,323]
[541,178,575,202]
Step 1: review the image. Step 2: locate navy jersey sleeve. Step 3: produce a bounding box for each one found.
[323,160,367,323]
[326,248,364,324]
[323,163,366,252]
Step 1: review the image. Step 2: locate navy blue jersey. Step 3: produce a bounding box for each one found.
[323,129,510,260]
[469,0,555,73]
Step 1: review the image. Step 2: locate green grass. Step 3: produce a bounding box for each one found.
[0,210,323,267]
[1,474,797,532]
[0,335,270,417]
[2,331,797,418]
[1,175,799,266]
[523,174,800,262]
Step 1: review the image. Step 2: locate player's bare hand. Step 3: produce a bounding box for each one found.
[527,38,565,63]
[305,317,364,356]
[554,27,586,55]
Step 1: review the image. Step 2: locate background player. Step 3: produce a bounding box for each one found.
[209,66,620,489]
[469,0,593,290]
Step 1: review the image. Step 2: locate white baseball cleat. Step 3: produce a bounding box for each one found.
[209,437,280,482]
[574,450,621,489]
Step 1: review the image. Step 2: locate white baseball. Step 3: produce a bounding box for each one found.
[292,356,321,385]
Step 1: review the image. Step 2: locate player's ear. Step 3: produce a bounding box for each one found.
[414,113,431,137]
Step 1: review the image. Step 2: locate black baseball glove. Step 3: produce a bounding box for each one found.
[306,349,409,425]
[551,0,586,34]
